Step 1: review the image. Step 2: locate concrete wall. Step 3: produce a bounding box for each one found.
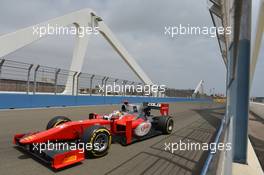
[0,93,211,109]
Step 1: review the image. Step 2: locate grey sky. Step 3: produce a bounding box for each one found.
[0,0,263,96]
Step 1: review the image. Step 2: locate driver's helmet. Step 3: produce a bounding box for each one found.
[111,110,122,118]
[124,100,129,105]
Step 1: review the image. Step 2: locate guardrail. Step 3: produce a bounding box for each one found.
[0,58,212,109]
[0,93,211,109]
[0,58,146,96]
[0,58,197,98]
[200,115,227,175]
[201,102,264,175]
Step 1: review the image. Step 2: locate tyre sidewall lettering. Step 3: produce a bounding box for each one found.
[87,128,111,156]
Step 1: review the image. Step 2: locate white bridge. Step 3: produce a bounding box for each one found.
[0,9,153,95]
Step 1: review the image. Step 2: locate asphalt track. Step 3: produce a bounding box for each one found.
[0,102,225,175]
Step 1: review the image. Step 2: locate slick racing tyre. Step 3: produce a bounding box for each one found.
[46,116,71,130]
[82,125,111,157]
[155,116,174,134]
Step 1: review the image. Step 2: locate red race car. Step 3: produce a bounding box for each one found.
[14,102,174,170]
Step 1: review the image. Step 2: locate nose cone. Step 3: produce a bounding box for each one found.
[19,134,37,144]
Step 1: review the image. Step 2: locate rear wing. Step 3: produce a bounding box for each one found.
[142,102,169,116]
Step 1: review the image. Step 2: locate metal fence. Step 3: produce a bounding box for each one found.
[0,58,153,96]
[200,114,228,175]
[0,58,199,97]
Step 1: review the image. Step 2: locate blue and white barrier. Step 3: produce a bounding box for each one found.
[0,93,211,109]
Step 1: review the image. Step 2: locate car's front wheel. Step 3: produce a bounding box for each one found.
[82,125,111,157]
[46,116,71,130]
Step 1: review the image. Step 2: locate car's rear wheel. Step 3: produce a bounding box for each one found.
[82,125,111,157]
[46,116,71,130]
[154,116,174,134]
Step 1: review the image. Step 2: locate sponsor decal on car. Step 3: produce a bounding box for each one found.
[134,121,152,137]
